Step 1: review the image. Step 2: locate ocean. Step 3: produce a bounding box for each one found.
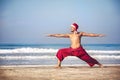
[0,44,120,66]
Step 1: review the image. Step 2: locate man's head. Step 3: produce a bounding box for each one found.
[71,23,79,32]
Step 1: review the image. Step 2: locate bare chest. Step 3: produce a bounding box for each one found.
[70,34,80,41]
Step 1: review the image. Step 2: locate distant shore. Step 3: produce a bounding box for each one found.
[0,65,120,80]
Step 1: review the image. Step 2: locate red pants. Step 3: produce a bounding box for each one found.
[56,46,99,67]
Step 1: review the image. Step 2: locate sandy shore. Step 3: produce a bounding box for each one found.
[0,65,120,80]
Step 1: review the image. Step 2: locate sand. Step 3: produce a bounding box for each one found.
[0,65,120,80]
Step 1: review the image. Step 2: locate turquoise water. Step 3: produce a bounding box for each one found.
[0,44,120,66]
[0,44,120,50]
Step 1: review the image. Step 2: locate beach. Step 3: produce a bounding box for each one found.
[0,44,120,80]
[0,65,120,80]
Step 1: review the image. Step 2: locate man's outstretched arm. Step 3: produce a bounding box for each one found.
[47,34,69,38]
[81,32,105,37]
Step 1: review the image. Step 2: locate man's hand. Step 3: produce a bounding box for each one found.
[47,34,54,37]
[98,34,105,37]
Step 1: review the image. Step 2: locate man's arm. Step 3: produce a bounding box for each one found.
[47,34,69,38]
[80,32,105,37]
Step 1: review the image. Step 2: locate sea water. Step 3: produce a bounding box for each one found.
[0,44,120,66]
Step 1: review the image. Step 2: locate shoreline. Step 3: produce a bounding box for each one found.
[0,65,120,80]
[0,64,120,67]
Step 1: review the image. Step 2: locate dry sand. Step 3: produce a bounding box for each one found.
[0,66,120,80]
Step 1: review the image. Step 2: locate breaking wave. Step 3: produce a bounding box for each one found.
[0,47,120,54]
[0,48,120,60]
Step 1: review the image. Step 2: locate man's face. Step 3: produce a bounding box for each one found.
[71,26,75,32]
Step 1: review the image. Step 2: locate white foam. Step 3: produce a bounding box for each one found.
[0,56,56,60]
[0,48,58,53]
[0,48,120,54]
[87,50,120,54]
[0,55,120,60]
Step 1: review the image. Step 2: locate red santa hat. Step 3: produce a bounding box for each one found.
[71,23,79,31]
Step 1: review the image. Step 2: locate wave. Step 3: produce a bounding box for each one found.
[0,56,55,60]
[0,47,120,54]
[0,55,120,60]
[0,48,120,60]
[87,50,120,54]
[0,48,58,53]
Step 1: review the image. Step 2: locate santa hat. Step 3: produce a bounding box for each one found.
[71,23,79,30]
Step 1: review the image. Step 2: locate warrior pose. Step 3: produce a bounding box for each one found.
[47,23,104,68]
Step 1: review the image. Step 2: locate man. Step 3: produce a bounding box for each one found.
[47,23,104,68]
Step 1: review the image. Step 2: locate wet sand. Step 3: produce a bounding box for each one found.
[0,66,120,80]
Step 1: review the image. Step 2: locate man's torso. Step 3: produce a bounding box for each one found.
[68,32,82,49]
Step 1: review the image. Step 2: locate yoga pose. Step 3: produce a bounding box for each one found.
[47,23,104,68]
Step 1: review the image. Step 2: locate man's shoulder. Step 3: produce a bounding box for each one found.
[77,31,87,36]
[77,31,83,34]
[78,31,86,34]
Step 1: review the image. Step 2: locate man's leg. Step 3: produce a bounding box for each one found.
[77,47,103,68]
[55,59,62,68]
[81,54,103,68]
[56,48,71,68]
[97,63,103,68]
[78,54,103,68]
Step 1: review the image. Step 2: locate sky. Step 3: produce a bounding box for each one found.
[0,0,120,44]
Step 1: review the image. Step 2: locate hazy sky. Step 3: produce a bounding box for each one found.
[0,0,120,44]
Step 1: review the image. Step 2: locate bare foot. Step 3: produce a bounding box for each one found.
[55,65,62,69]
[99,64,103,68]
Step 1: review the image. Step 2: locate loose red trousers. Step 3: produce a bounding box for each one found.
[56,46,99,67]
